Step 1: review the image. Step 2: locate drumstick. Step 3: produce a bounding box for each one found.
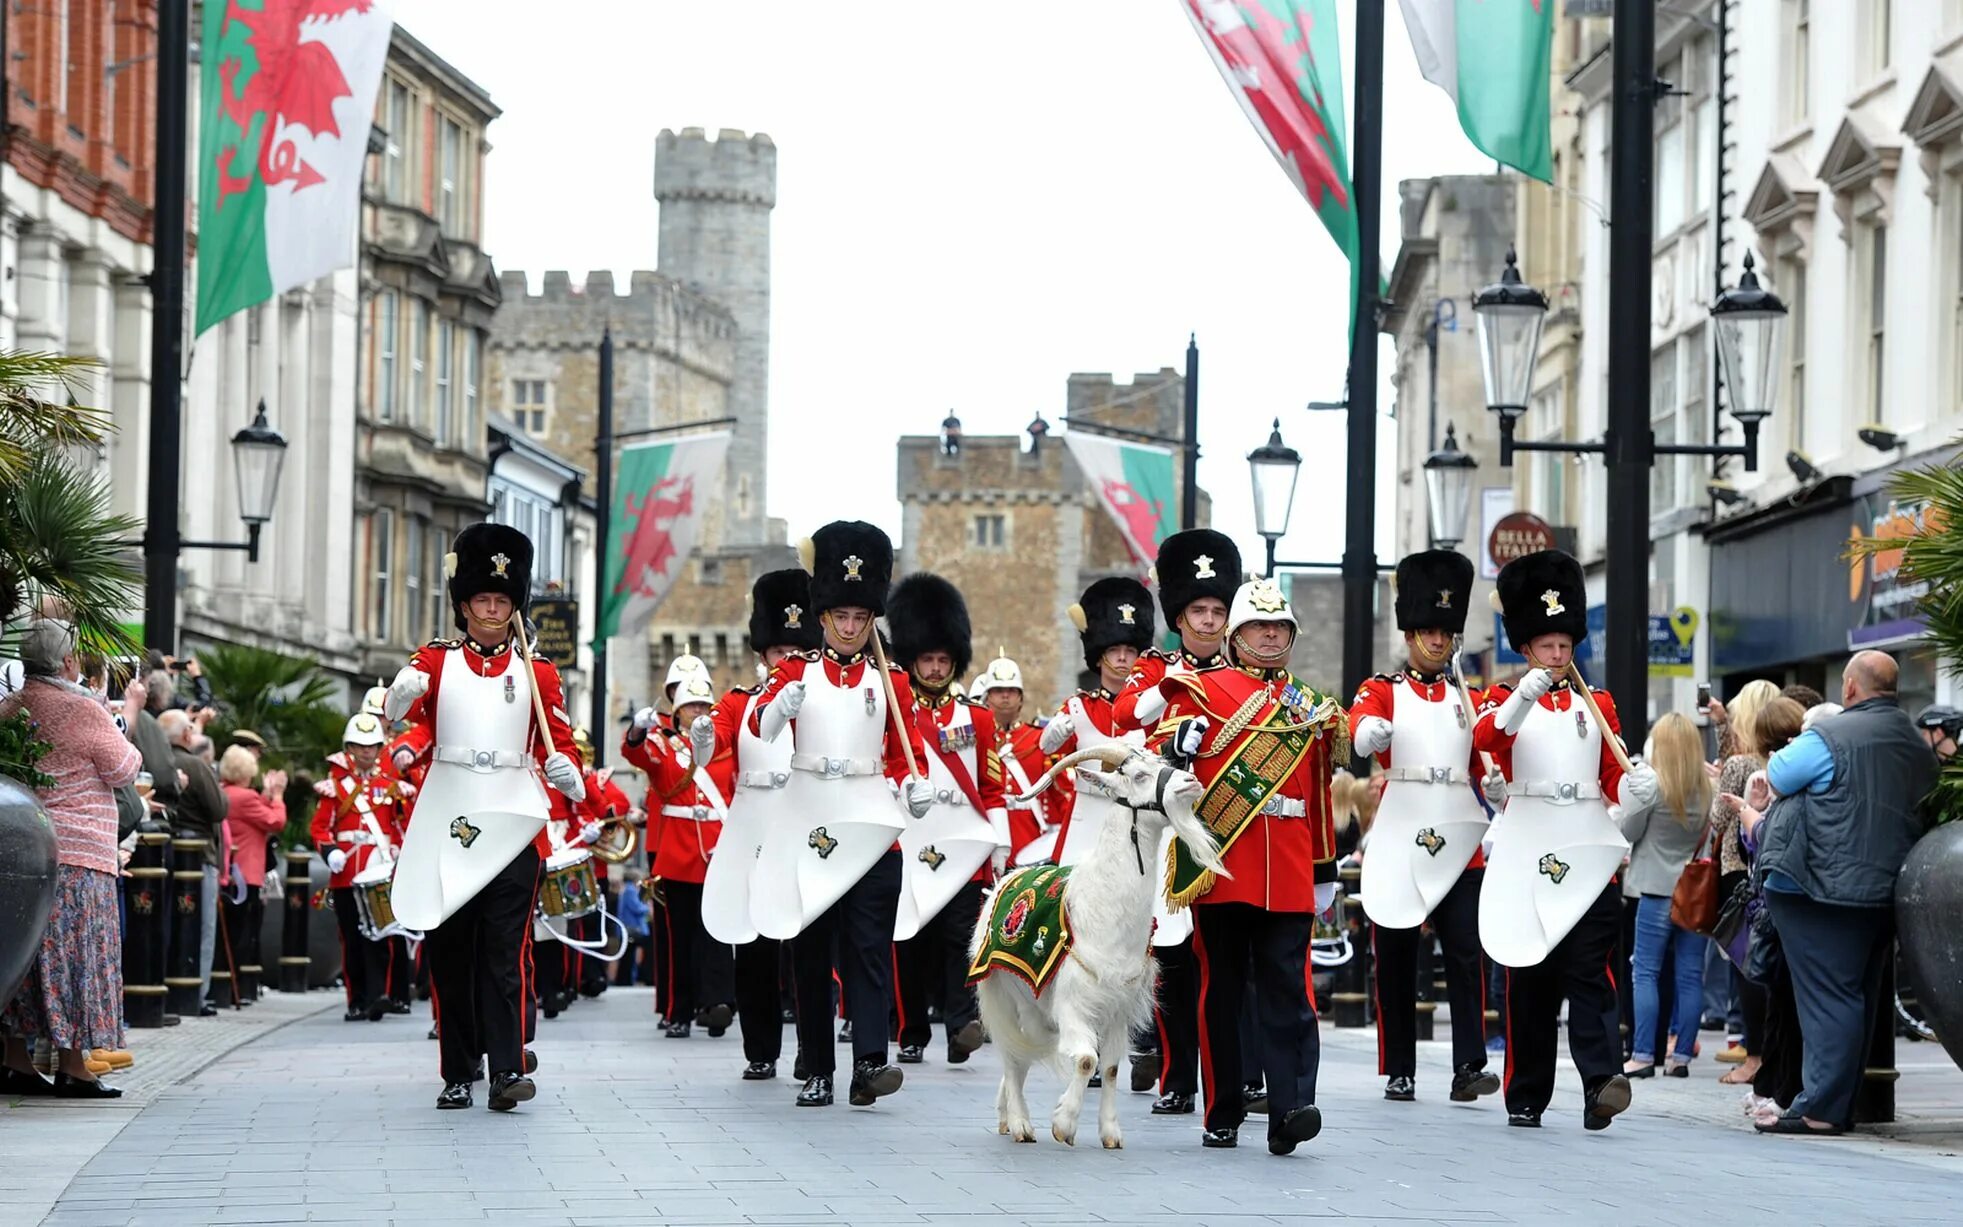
[1565,661,1635,775]
[512,615,558,759]
[866,631,922,780]
[1450,636,1495,776]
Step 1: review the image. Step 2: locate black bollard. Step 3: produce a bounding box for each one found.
[279,848,313,993]
[233,886,263,1002]
[1332,863,1369,1028]
[122,830,171,1028]
[164,835,206,1017]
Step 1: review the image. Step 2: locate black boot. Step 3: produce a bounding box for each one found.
[704,1003,733,1038]
[1384,1075,1416,1102]
[742,1061,777,1081]
[1129,1049,1160,1093]
[1200,1127,1237,1148]
[1450,1063,1500,1102]
[435,1081,472,1110]
[1243,1082,1269,1114]
[896,1044,925,1065]
[848,1058,903,1107]
[948,1020,984,1064]
[1584,1074,1631,1131]
[487,1072,535,1112]
[796,1074,834,1107]
[1151,1091,1194,1115]
[1507,1107,1543,1128]
[1269,1105,1321,1155]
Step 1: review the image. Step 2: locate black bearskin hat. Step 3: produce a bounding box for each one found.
[801,520,894,616]
[1152,529,1241,627]
[1495,549,1587,651]
[1394,550,1476,634]
[749,568,820,653]
[1071,577,1156,670]
[447,522,532,631]
[885,573,973,678]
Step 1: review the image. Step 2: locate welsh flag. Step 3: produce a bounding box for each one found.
[1398,0,1554,181]
[1181,0,1358,322]
[1063,432,1178,572]
[597,433,732,644]
[196,1,395,335]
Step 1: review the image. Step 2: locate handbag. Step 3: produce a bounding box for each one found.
[1711,875,1755,970]
[1669,822,1721,935]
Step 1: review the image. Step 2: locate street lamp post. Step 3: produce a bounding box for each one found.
[1422,423,1477,550]
[1247,418,1302,577]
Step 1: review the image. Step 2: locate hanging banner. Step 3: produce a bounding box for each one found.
[597,432,730,644]
[197,0,395,334]
[1062,432,1178,570]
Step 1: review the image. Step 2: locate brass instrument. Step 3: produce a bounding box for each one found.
[590,818,638,864]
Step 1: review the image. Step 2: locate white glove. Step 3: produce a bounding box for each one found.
[759,680,806,742]
[631,706,659,732]
[1038,715,1074,755]
[579,821,603,845]
[543,752,586,801]
[1353,716,1393,757]
[1132,687,1168,726]
[991,847,1010,878]
[903,778,934,819]
[1481,768,1507,808]
[1620,762,1660,811]
[1173,716,1209,760]
[689,715,716,766]
[313,778,334,799]
[1496,668,1556,734]
[384,667,430,721]
[396,781,417,800]
[326,849,348,874]
[1313,880,1338,918]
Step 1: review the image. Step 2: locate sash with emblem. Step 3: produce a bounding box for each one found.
[966,864,1074,994]
[1165,678,1343,909]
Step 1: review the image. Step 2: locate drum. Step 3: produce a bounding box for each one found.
[1310,881,1352,968]
[538,849,600,921]
[352,861,408,941]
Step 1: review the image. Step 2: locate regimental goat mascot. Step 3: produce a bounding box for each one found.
[966,745,1226,1149]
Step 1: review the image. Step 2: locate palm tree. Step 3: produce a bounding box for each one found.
[1849,448,1963,820]
[0,351,141,655]
[197,643,355,848]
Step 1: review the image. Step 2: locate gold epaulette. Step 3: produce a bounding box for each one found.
[792,649,821,662]
[422,638,461,653]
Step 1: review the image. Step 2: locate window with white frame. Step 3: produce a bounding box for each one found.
[1783,0,1810,127]
[1862,1,1891,79]
[375,290,398,421]
[428,525,447,639]
[405,518,425,642]
[440,118,462,231]
[370,509,394,642]
[1779,257,1808,451]
[1650,346,1678,511]
[462,333,480,444]
[435,319,455,445]
[1864,224,1887,424]
[513,380,550,437]
[384,79,409,201]
[409,300,427,428]
[973,513,1006,550]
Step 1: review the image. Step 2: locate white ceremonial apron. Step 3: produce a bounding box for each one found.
[1360,680,1490,930]
[1477,695,1629,967]
[753,661,906,941]
[390,649,551,930]
[895,702,997,941]
[703,691,789,945]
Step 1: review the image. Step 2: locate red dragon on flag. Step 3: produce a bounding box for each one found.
[613,477,697,599]
[211,0,375,206]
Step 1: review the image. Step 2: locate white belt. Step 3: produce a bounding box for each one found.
[1515,780,1603,802]
[1006,801,1040,812]
[924,787,971,807]
[434,745,529,771]
[660,804,712,822]
[1386,765,1473,786]
[790,753,882,779]
[1258,796,1307,818]
[739,769,792,791]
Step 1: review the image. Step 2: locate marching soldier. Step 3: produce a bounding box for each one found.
[1040,577,1158,865]
[886,574,1005,1067]
[972,652,1054,860]
[1112,528,1239,1117]
[533,733,609,1020]
[1349,550,1499,1104]
[746,521,932,1108]
[1153,575,1343,1155]
[622,664,737,1038]
[696,568,821,1080]
[310,712,410,1022]
[384,523,587,1112]
[1474,549,1658,1131]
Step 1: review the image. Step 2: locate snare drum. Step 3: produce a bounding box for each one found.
[538,848,600,921]
[1310,881,1352,968]
[352,861,401,941]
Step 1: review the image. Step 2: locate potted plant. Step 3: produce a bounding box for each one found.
[1850,445,1963,1070]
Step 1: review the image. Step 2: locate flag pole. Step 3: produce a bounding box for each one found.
[143,0,191,653]
[589,327,614,760]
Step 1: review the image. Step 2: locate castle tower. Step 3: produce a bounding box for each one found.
[653,127,776,547]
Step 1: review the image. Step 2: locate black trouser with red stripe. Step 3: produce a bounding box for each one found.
[330,886,389,1011]
[534,927,574,1009]
[735,937,784,1063]
[427,845,540,1084]
[793,850,902,1076]
[1193,903,1319,1138]
[384,936,413,1004]
[1502,880,1622,1117]
[1153,935,1200,1094]
[1373,867,1489,1079]
[893,878,986,1050]
[659,881,734,1024]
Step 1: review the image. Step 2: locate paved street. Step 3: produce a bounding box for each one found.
[6,986,1962,1226]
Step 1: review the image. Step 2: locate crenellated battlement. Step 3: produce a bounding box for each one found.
[490,269,738,370]
[653,127,777,208]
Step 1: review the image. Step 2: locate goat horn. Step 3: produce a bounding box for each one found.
[1013,744,1136,802]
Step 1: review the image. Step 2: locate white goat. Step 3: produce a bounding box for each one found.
[970,744,1226,1149]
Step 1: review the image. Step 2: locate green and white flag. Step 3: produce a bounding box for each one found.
[1062,432,1179,571]
[197,0,395,335]
[597,432,731,644]
[1398,0,1553,182]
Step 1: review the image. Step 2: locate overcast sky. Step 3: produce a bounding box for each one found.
[390,0,1503,569]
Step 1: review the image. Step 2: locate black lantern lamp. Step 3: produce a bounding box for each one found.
[1710,253,1787,472]
[1247,418,1303,576]
[1422,422,1478,549]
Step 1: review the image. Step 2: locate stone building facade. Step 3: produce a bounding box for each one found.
[488,129,790,713]
[897,369,1207,715]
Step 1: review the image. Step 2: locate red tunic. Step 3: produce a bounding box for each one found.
[385,723,432,829]
[620,712,738,885]
[1348,671,1490,870]
[915,692,1008,880]
[309,769,410,889]
[1112,646,1223,734]
[399,636,581,861]
[1154,664,1340,912]
[1472,680,1628,803]
[996,718,1054,854]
